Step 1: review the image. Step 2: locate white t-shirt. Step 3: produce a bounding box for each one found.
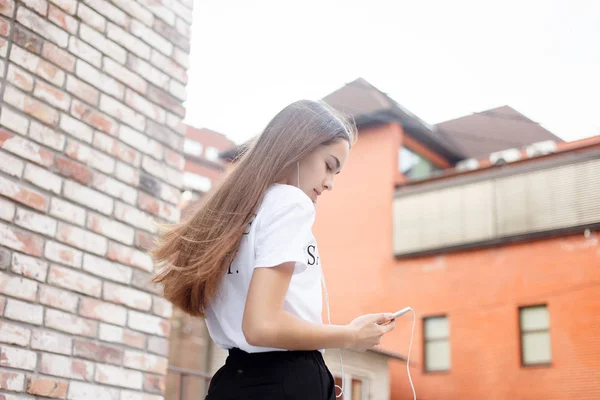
[205,183,324,353]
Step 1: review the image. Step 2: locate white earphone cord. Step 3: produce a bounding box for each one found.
[303,161,415,399]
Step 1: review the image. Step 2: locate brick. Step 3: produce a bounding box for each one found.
[66,75,100,106]
[127,55,169,90]
[0,0,14,17]
[0,295,4,314]
[26,376,69,398]
[120,391,163,400]
[95,363,142,389]
[93,131,141,167]
[138,191,180,223]
[99,324,146,349]
[138,0,175,26]
[14,208,57,236]
[112,0,154,25]
[154,18,189,52]
[107,241,153,272]
[83,253,132,284]
[40,353,93,381]
[115,161,140,185]
[87,213,134,245]
[146,119,183,152]
[77,4,105,32]
[172,0,193,23]
[0,345,37,370]
[39,285,78,314]
[159,183,181,205]
[42,41,76,72]
[152,296,172,319]
[67,381,119,400]
[100,95,145,130]
[120,125,163,160]
[10,45,65,86]
[148,85,185,118]
[56,222,108,256]
[151,50,187,84]
[49,0,77,15]
[45,241,82,268]
[165,112,185,136]
[31,329,73,355]
[139,172,160,198]
[0,16,10,37]
[64,139,92,163]
[4,298,43,325]
[13,24,43,54]
[79,297,126,326]
[21,0,48,16]
[89,149,116,174]
[0,272,38,301]
[106,23,150,60]
[71,99,118,136]
[33,80,71,111]
[164,149,185,170]
[80,24,126,65]
[28,120,66,151]
[169,79,186,102]
[45,309,98,337]
[144,374,165,393]
[114,202,157,233]
[68,35,101,68]
[0,36,7,57]
[49,197,86,226]
[11,252,48,282]
[125,89,165,123]
[6,64,34,92]
[48,4,78,34]
[172,46,190,69]
[121,329,145,349]
[123,350,167,374]
[24,163,62,195]
[3,85,60,127]
[73,339,123,364]
[63,180,114,215]
[140,156,165,181]
[0,371,25,391]
[147,336,168,356]
[127,311,169,337]
[0,321,31,347]
[17,6,68,48]
[91,173,136,205]
[75,60,125,99]
[0,106,30,136]
[0,150,24,178]
[0,128,54,167]
[103,282,151,311]
[0,221,45,256]
[82,0,128,28]
[55,156,92,184]
[130,20,172,56]
[48,265,101,297]
[103,57,147,94]
[134,231,155,252]
[0,197,16,221]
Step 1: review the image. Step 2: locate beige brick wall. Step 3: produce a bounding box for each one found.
[0,0,192,398]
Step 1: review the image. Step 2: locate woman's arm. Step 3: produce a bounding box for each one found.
[242,262,395,350]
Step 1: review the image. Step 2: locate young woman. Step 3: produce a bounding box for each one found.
[152,100,397,399]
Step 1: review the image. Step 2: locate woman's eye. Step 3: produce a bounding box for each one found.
[325,163,332,172]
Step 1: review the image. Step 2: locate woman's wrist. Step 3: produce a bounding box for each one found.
[341,324,356,349]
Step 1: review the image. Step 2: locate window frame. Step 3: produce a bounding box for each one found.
[423,314,451,374]
[519,304,552,368]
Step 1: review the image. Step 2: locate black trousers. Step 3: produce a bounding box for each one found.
[205,348,336,400]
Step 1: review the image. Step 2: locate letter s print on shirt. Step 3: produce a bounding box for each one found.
[307,242,320,267]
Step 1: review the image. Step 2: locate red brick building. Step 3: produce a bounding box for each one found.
[315,78,600,399]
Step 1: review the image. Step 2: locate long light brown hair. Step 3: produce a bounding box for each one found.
[151,100,357,316]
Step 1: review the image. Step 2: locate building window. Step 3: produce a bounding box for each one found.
[183,172,212,193]
[424,316,450,372]
[205,146,220,161]
[399,147,440,180]
[333,375,367,400]
[520,305,552,366]
[184,139,203,157]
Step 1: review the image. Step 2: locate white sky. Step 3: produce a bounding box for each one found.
[184,0,600,145]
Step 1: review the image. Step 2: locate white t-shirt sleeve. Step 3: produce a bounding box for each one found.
[254,195,315,275]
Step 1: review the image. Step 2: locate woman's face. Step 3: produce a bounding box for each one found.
[288,139,350,205]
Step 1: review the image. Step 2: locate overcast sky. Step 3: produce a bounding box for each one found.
[183,0,600,145]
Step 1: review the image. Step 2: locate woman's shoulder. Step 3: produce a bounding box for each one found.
[260,184,315,216]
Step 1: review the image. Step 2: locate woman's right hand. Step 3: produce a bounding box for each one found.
[346,313,396,351]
